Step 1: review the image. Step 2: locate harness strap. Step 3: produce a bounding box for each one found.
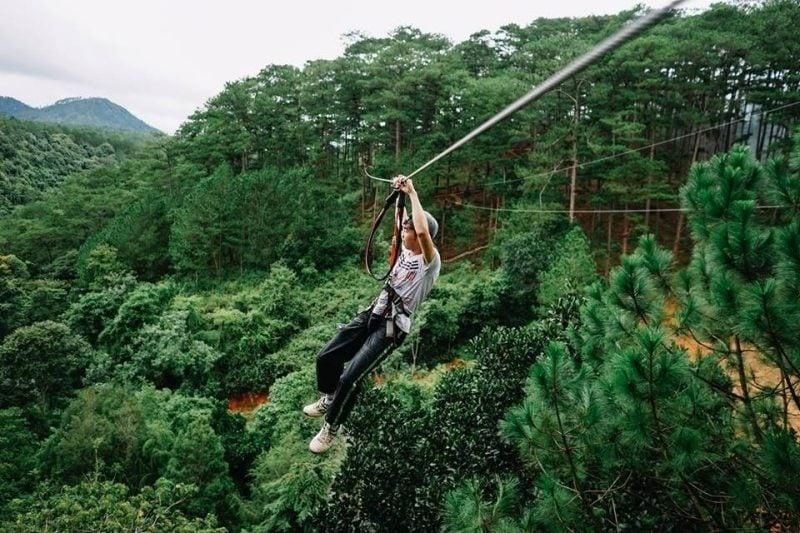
[364,189,405,281]
[383,284,407,315]
[383,283,408,339]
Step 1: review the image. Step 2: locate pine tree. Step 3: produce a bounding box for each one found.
[679,142,800,427]
[442,477,524,533]
[501,342,603,529]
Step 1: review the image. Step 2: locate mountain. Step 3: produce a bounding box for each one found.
[0,96,33,116]
[0,96,160,133]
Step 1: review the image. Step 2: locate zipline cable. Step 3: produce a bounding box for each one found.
[365,100,800,191]
[403,0,687,181]
[363,0,685,277]
[457,203,790,215]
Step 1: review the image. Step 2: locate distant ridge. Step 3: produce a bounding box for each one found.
[0,96,160,133]
[0,96,33,116]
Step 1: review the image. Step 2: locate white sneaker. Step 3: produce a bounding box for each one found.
[309,422,338,454]
[303,395,332,417]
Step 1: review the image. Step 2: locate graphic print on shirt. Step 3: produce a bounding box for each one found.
[393,254,420,285]
[371,247,441,333]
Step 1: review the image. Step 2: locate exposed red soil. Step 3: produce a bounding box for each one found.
[228,392,269,414]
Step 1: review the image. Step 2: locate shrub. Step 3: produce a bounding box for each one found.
[64,273,137,344]
[165,417,241,525]
[38,384,176,487]
[128,308,222,395]
[247,431,343,532]
[98,280,176,355]
[245,366,343,532]
[0,321,91,410]
[18,278,70,325]
[492,211,569,303]
[77,243,130,289]
[0,408,38,513]
[322,384,437,532]
[2,476,224,532]
[323,299,581,531]
[0,254,28,339]
[536,225,598,309]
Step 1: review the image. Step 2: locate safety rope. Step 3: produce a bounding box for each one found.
[364,187,406,280]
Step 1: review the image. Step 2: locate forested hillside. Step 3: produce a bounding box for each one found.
[1,1,799,531]
[0,116,159,215]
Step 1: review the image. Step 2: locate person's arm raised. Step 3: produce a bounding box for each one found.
[397,176,436,264]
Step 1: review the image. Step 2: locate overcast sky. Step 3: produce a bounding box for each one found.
[1,0,715,134]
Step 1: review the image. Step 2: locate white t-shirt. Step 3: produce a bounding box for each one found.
[372,247,441,332]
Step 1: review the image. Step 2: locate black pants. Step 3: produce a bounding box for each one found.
[316,310,405,427]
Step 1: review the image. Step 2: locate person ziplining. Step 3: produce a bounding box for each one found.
[301,0,685,453]
[304,175,441,453]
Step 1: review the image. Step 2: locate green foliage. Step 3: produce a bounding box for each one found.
[0,321,91,410]
[0,254,28,338]
[323,383,437,532]
[671,141,800,524]
[186,263,313,395]
[78,242,130,288]
[492,211,570,308]
[247,431,343,532]
[82,193,172,279]
[501,144,800,528]
[169,167,361,276]
[497,215,567,289]
[64,272,137,344]
[430,319,575,489]
[324,301,580,532]
[503,239,734,528]
[250,367,318,446]
[128,308,223,394]
[0,116,149,215]
[209,402,263,496]
[165,417,240,524]
[0,408,38,513]
[256,262,307,324]
[442,477,526,533]
[403,265,515,366]
[761,428,800,513]
[536,225,598,308]
[2,476,224,532]
[17,277,70,325]
[247,368,343,532]
[38,384,178,487]
[98,279,176,354]
[0,145,170,270]
[41,249,79,280]
[38,383,241,526]
[2,4,800,529]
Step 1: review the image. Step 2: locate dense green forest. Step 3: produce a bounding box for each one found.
[1,1,799,530]
[0,116,159,215]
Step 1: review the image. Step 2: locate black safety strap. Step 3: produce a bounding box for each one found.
[364,188,405,281]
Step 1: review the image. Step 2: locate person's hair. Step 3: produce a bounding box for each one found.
[404,211,438,239]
